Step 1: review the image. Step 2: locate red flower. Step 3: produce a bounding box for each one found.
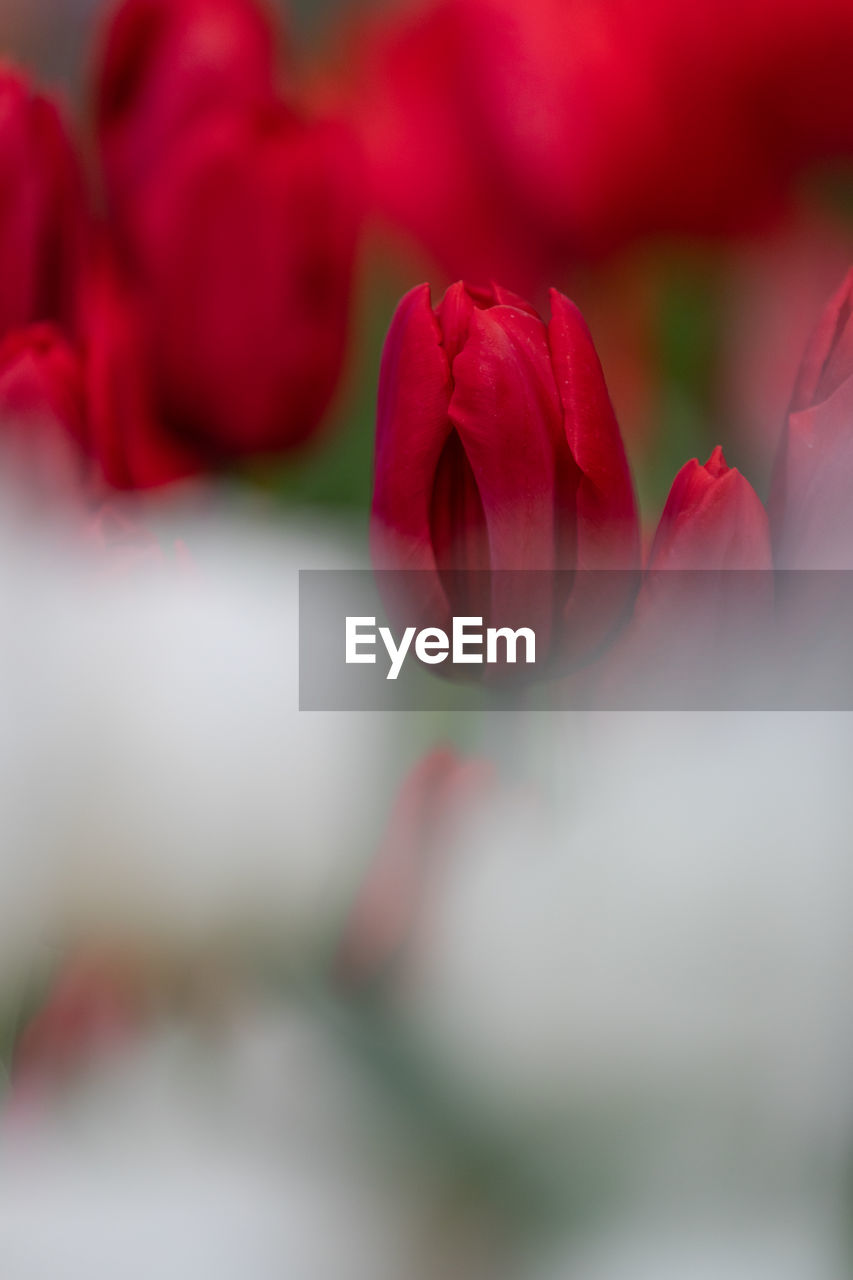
[331,0,554,293]
[114,102,361,458]
[91,0,358,474]
[770,268,853,567]
[335,0,853,280]
[95,0,279,219]
[446,0,674,258]
[593,448,772,707]
[335,0,792,285]
[649,447,772,571]
[371,281,639,668]
[0,70,86,340]
[0,326,89,502]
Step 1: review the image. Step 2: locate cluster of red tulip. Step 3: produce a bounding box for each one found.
[1,0,853,655]
[371,271,853,689]
[0,0,360,497]
[333,0,853,289]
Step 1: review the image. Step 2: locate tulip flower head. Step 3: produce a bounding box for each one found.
[123,103,361,458]
[608,447,774,707]
[95,0,279,215]
[649,446,772,572]
[372,281,639,676]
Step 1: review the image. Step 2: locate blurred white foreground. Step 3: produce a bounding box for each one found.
[0,488,851,1277]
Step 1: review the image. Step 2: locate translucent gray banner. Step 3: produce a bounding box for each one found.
[299,569,853,710]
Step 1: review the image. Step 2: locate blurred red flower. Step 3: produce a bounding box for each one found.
[90,0,362,472]
[95,0,280,222]
[330,0,853,286]
[123,103,361,456]
[327,0,554,293]
[0,69,87,341]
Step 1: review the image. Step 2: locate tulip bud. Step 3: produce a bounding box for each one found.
[95,0,278,216]
[0,70,86,339]
[122,102,361,457]
[0,326,89,503]
[649,446,772,571]
[371,282,639,672]
[603,448,773,708]
[770,267,853,567]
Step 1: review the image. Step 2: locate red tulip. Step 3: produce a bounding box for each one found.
[446,0,674,258]
[95,0,279,218]
[0,70,86,339]
[120,101,361,457]
[649,447,772,571]
[332,0,554,293]
[337,0,787,283]
[371,281,639,669]
[770,268,853,567]
[593,448,772,708]
[0,326,89,502]
[336,0,853,280]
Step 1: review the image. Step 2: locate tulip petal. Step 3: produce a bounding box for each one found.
[548,289,639,570]
[371,283,454,609]
[445,300,575,645]
[789,266,853,412]
[772,374,853,567]
[447,302,565,573]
